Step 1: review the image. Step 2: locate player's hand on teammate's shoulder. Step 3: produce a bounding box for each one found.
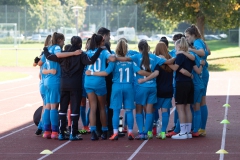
[74,50,82,55]
[85,70,91,75]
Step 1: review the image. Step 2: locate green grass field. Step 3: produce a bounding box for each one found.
[0,40,239,71]
[0,72,28,82]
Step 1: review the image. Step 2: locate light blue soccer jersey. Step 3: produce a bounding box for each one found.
[130,53,166,87]
[193,39,209,85]
[127,50,139,57]
[189,51,204,90]
[169,49,176,58]
[193,39,209,68]
[105,61,140,84]
[84,48,111,88]
[44,45,61,85]
[40,54,46,84]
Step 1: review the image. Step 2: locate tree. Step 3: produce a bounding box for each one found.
[135,0,240,36]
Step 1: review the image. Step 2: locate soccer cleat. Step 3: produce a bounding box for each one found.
[192,132,200,137]
[70,134,83,141]
[147,131,153,139]
[166,131,177,138]
[78,129,87,134]
[83,126,91,133]
[42,131,51,139]
[51,132,59,140]
[101,131,108,140]
[109,133,118,141]
[128,133,134,140]
[156,132,166,140]
[35,129,42,136]
[91,131,99,141]
[198,129,206,136]
[135,133,143,140]
[58,134,69,140]
[171,133,188,139]
[187,133,192,139]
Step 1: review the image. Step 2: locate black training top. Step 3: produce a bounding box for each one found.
[43,47,102,91]
[175,53,195,82]
[156,65,173,98]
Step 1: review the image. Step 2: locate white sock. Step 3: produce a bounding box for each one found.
[180,123,186,134]
[113,129,118,134]
[186,123,192,133]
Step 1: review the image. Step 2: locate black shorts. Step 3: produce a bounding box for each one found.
[175,81,194,105]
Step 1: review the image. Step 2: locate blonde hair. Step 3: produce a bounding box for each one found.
[154,42,172,72]
[176,37,188,52]
[115,39,128,57]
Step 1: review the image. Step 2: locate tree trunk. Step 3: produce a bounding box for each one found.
[196,16,205,39]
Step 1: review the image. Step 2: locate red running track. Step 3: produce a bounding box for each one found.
[0,67,240,160]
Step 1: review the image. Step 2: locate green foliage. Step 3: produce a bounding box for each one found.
[136,0,240,35]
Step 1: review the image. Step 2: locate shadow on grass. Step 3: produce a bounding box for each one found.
[208,64,227,71]
[208,55,240,61]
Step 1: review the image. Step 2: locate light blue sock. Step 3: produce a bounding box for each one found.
[161,112,169,132]
[102,126,108,131]
[136,113,144,133]
[174,109,178,125]
[112,109,120,130]
[43,109,50,131]
[90,126,96,132]
[50,109,59,132]
[80,106,87,126]
[38,121,42,130]
[144,113,153,134]
[124,111,127,126]
[193,110,201,133]
[174,119,180,133]
[86,108,90,126]
[201,105,208,129]
[126,110,134,130]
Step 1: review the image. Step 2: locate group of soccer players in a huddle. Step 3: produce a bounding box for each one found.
[33,24,210,141]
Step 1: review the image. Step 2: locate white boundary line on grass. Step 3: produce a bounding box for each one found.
[0,124,34,140]
[0,75,32,85]
[127,106,176,160]
[219,79,231,160]
[37,141,71,160]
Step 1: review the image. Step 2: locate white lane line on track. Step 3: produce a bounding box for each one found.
[219,79,231,160]
[127,106,176,160]
[0,91,38,102]
[0,124,34,140]
[0,83,38,92]
[0,75,32,85]
[37,141,71,160]
[0,101,42,116]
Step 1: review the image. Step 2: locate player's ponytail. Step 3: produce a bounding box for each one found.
[138,40,151,72]
[176,37,188,52]
[115,39,127,57]
[185,24,202,39]
[89,33,103,50]
[52,32,64,45]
